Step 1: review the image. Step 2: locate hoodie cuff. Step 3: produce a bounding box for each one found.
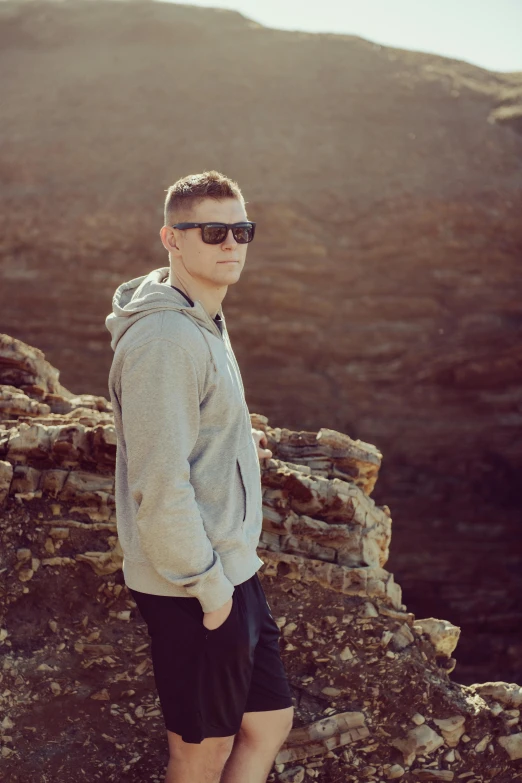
[194,573,236,614]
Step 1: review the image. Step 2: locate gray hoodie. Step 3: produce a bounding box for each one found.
[105,266,264,612]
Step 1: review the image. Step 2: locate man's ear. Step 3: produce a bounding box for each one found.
[160,225,180,254]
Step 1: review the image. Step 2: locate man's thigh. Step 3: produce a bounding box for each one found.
[242,574,294,717]
[130,573,294,747]
[130,580,259,743]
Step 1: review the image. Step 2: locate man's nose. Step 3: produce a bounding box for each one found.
[222,228,237,246]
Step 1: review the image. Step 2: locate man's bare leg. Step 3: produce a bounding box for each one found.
[219,706,294,783]
[165,730,235,783]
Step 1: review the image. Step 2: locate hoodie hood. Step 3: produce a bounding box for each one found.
[105,266,225,371]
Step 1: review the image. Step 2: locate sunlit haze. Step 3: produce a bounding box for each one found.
[164,0,522,73]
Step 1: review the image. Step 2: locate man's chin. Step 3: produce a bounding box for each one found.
[215,266,242,282]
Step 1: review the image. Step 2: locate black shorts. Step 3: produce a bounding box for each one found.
[128,571,293,743]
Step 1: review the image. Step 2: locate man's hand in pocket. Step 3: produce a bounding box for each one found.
[203,596,233,630]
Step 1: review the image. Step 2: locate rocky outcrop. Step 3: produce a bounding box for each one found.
[1,333,520,782]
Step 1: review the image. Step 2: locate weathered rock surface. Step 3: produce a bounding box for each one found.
[0,334,521,782]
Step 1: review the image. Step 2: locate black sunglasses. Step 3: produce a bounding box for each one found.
[172,221,256,244]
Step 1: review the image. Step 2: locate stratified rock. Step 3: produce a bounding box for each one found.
[469,681,522,709]
[390,723,444,766]
[1,334,521,782]
[497,732,522,761]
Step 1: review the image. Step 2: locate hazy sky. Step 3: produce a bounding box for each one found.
[167,0,522,73]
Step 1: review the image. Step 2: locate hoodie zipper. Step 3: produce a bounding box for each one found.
[196,302,223,342]
[192,302,250,417]
[223,330,251,417]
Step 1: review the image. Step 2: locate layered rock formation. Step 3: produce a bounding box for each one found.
[1,333,521,782]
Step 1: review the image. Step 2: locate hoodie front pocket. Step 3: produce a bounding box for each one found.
[236,457,247,526]
[235,443,263,535]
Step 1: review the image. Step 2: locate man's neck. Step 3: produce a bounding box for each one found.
[167,269,225,320]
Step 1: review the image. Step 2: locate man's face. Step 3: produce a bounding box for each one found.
[169,198,250,288]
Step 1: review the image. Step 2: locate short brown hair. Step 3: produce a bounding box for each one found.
[164,170,246,226]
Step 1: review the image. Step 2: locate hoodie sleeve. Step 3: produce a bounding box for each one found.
[120,337,235,613]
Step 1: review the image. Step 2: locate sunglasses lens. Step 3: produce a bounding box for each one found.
[202,224,228,244]
[233,224,254,243]
[201,223,254,244]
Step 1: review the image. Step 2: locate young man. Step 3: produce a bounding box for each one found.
[105,170,294,783]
